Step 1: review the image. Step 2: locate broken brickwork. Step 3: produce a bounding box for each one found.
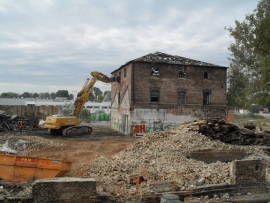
[231,159,268,194]
[32,177,97,203]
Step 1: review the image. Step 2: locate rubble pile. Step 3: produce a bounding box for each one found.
[0,134,64,154]
[0,184,31,198]
[83,124,266,202]
[188,118,270,145]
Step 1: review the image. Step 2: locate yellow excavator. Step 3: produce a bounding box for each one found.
[45,71,110,136]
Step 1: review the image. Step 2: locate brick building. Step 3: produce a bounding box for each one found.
[110,52,228,136]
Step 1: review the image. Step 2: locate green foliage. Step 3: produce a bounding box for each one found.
[88,91,95,101]
[227,64,249,108]
[226,0,270,108]
[56,90,69,98]
[0,89,107,101]
[81,109,90,122]
[21,92,31,98]
[0,92,20,98]
[97,94,104,102]
[50,92,56,99]
[68,94,74,100]
[248,104,261,113]
[61,103,74,116]
[88,87,103,102]
[32,93,39,98]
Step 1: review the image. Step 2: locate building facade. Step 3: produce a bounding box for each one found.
[110,52,227,136]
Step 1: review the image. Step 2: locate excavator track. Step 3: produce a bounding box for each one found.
[62,125,93,136]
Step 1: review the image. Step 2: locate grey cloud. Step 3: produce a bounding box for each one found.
[0,0,259,94]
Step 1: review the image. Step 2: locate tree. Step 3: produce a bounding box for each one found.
[50,92,56,99]
[32,93,39,98]
[88,87,102,102]
[88,91,95,102]
[81,109,90,122]
[21,92,31,98]
[61,103,74,116]
[43,92,50,99]
[0,92,20,98]
[92,87,102,101]
[68,94,74,100]
[97,94,104,102]
[227,63,249,108]
[226,0,270,108]
[56,90,69,98]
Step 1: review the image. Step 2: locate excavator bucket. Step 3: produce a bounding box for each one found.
[0,154,72,182]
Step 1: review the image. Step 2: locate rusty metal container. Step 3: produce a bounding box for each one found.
[0,154,71,182]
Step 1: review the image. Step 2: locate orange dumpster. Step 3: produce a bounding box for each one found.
[0,154,72,182]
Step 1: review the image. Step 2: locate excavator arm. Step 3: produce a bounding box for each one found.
[73,71,110,116]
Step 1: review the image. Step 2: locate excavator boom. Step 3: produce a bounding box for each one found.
[73,71,110,116]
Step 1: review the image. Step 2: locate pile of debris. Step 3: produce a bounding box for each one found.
[0,134,65,154]
[0,111,20,132]
[0,110,40,132]
[0,183,31,198]
[187,118,270,145]
[83,120,267,202]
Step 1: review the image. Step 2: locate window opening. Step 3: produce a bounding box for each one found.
[151,68,159,76]
[178,69,186,77]
[178,91,186,104]
[150,90,159,103]
[124,68,126,77]
[203,92,210,105]
[204,72,209,78]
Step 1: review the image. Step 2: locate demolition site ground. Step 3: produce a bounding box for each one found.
[0,123,137,178]
[2,119,270,202]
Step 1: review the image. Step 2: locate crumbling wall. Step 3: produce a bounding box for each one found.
[231,159,267,194]
[32,177,96,203]
[0,105,61,127]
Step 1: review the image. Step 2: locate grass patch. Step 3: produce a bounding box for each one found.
[232,113,270,124]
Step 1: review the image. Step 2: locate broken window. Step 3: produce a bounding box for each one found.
[151,68,159,76]
[204,71,209,79]
[124,68,126,77]
[150,90,159,104]
[178,91,186,104]
[203,92,211,105]
[178,68,186,77]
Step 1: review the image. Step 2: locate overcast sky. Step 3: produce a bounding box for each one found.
[0,0,259,96]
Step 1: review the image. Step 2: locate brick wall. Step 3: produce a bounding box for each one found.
[32,177,97,203]
[132,63,226,107]
[231,159,267,194]
[110,62,227,135]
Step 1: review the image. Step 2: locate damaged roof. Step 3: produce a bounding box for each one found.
[111,51,227,73]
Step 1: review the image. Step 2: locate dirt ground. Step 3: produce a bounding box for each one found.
[7,123,137,178]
